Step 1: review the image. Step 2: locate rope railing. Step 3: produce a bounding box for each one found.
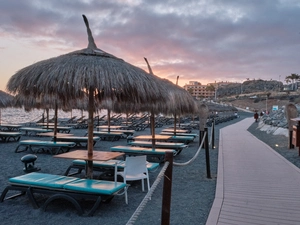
[173,131,206,166]
[125,161,170,225]
[125,129,210,224]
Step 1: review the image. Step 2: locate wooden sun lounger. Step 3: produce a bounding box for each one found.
[128,141,187,155]
[19,127,53,136]
[110,145,176,162]
[64,159,159,176]
[0,172,126,216]
[52,136,100,147]
[0,132,22,142]
[15,140,76,155]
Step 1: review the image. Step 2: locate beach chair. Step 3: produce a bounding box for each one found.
[0,172,126,216]
[116,156,150,204]
[0,132,22,142]
[64,159,159,177]
[15,140,76,155]
[52,136,100,147]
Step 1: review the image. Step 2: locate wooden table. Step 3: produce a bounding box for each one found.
[161,128,191,133]
[132,135,172,141]
[54,150,124,161]
[54,150,124,176]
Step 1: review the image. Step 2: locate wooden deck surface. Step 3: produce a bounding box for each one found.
[206,118,300,225]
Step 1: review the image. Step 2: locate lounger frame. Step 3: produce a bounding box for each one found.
[0,173,126,216]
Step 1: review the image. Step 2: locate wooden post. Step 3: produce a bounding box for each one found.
[211,118,215,149]
[87,87,94,179]
[285,103,297,149]
[161,151,173,225]
[199,103,209,149]
[204,128,211,179]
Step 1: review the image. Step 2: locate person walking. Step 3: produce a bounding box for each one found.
[254,111,259,122]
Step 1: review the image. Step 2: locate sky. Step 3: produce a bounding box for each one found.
[1,0,300,92]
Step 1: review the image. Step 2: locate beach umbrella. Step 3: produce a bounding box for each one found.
[143,58,198,146]
[6,15,168,179]
[0,90,14,125]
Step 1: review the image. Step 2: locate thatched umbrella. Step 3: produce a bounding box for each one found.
[0,90,14,125]
[143,58,198,146]
[6,15,168,179]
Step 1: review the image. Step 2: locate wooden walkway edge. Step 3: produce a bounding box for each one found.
[206,118,300,225]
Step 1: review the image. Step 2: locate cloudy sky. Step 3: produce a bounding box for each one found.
[1,0,300,91]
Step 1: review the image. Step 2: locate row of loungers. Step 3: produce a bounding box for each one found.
[0,172,126,216]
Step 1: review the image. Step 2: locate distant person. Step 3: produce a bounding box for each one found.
[260,112,263,117]
[254,112,259,122]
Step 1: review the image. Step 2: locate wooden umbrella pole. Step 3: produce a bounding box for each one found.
[151,110,156,149]
[108,109,111,133]
[87,88,94,179]
[53,103,58,143]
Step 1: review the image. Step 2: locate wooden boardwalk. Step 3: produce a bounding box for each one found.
[206,118,300,225]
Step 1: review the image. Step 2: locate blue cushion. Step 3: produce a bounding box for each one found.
[9,172,79,189]
[63,179,126,195]
[72,159,159,171]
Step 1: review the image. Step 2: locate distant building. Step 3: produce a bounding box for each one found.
[183,81,215,99]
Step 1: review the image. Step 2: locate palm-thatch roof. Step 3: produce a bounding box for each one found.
[6,16,168,105]
[6,15,170,179]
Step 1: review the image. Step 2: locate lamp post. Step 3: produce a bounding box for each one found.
[266,95,268,114]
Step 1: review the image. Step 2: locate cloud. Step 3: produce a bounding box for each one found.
[1,0,300,89]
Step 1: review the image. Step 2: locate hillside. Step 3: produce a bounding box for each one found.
[215,79,300,112]
[219,91,300,113]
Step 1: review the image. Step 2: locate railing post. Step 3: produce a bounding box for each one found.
[211,118,215,149]
[204,128,211,179]
[161,151,173,225]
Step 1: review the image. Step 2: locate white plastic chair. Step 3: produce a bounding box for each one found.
[117,155,150,204]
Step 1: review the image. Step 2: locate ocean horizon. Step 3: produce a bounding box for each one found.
[0,107,109,125]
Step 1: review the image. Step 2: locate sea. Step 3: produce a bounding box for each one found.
[0,107,108,125]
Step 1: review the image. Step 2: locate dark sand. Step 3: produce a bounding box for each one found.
[2,111,290,225]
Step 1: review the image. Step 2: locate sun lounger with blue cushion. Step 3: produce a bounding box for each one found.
[15,140,76,154]
[52,136,100,147]
[64,159,159,176]
[20,127,53,136]
[110,145,177,162]
[167,135,195,144]
[0,132,22,142]
[159,132,198,138]
[41,126,72,133]
[91,131,123,141]
[0,172,126,216]
[97,129,135,137]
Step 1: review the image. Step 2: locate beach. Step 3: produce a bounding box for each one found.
[1,110,289,225]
